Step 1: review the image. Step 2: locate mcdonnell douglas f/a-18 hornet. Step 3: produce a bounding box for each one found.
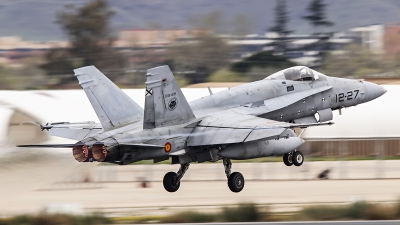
[18,65,386,193]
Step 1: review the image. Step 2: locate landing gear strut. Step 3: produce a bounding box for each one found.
[163,163,190,192]
[223,158,244,193]
[283,151,304,167]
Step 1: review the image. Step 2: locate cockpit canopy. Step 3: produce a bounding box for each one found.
[265,66,321,81]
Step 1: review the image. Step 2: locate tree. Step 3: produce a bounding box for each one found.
[230,51,296,81]
[321,44,390,78]
[210,51,297,83]
[41,0,125,83]
[188,11,225,34]
[232,14,253,36]
[269,0,292,37]
[303,0,334,33]
[269,0,292,52]
[168,34,231,84]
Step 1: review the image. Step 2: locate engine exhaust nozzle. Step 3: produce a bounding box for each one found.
[92,143,107,162]
[72,143,89,162]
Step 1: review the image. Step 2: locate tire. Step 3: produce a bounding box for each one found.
[292,151,304,167]
[228,172,245,193]
[283,153,293,166]
[163,172,180,192]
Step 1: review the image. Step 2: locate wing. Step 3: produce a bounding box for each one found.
[41,121,103,140]
[186,111,333,146]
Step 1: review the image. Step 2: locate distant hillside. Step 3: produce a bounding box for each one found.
[1,0,400,41]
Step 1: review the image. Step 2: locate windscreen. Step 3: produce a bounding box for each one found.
[266,66,319,81]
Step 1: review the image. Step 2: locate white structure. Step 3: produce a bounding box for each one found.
[349,24,384,54]
[302,85,397,139]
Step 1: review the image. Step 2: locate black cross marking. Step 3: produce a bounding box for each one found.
[145,88,153,96]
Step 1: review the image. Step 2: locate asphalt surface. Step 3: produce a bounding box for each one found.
[1,179,399,216]
[155,222,400,225]
[1,160,400,216]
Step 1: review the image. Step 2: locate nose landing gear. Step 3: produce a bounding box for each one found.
[292,151,304,166]
[283,151,304,167]
[283,152,293,166]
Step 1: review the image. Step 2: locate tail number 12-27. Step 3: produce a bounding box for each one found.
[336,90,359,102]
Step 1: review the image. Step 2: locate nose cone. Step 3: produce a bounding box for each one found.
[364,82,386,102]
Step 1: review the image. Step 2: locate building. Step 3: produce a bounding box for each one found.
[117,29,212,47]
[224,33,353,67]
[383,25,400,56]
[349,24,385,54]
[0,36,68,67]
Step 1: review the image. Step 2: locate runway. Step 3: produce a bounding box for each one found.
[1,160,400,216]
[156,222,400,225]
[1,179,400,216]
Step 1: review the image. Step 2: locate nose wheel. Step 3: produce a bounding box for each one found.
[292,151,304,166]
[283,151,304,167]
[223,158,245,193]
[283,152,293,166]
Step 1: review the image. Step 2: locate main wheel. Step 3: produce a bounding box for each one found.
[283,153,293,166]
[292,151,304,167]
[163,172,180,192]
[228,172,245,193]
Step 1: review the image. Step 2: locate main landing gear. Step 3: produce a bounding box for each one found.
[163,163,190,192]
[163,159,245,193]
[283,150,304,167]
[223,158,244,193]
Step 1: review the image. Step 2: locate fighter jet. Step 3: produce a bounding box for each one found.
[18,65,386,193]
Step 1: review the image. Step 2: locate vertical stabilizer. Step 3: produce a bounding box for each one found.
[74,66,143,130]
[144,65,196,128]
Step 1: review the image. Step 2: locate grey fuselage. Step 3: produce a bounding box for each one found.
[189,75,381,122]
[81,73,385,164]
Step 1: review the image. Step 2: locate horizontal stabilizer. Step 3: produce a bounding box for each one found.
[41,121,103,140]
[17,144,79,148]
